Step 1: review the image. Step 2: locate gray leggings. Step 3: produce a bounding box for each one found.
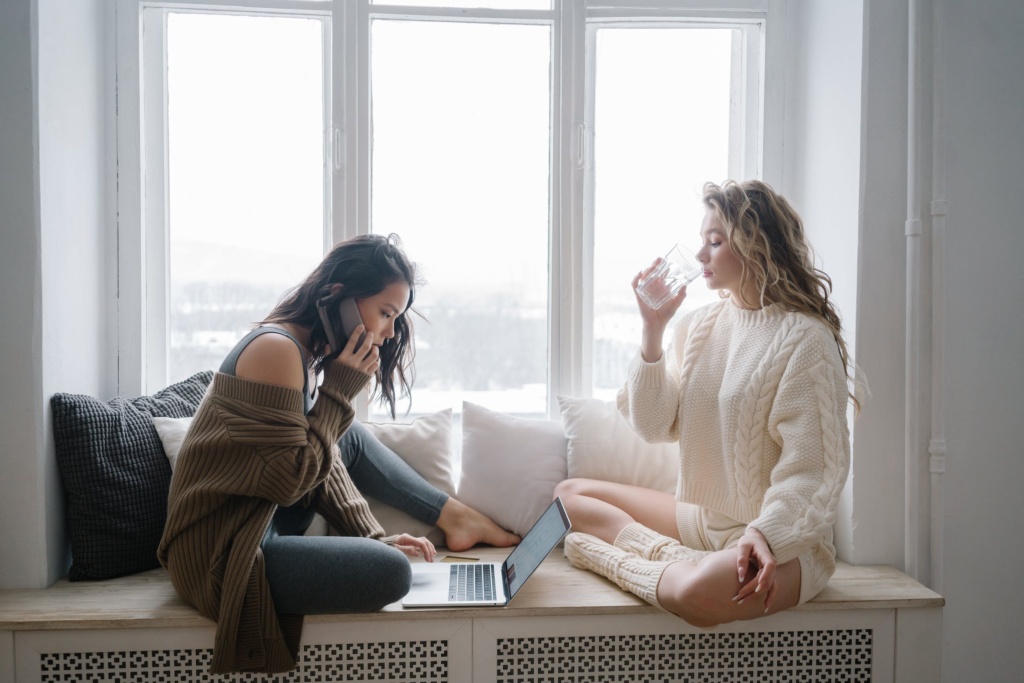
[262,420,449,614]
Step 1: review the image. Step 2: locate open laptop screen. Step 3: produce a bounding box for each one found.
[503,498,571,598]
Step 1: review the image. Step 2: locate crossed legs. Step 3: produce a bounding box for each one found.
[553,478,801,627]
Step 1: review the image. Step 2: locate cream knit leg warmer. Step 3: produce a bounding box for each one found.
[614,523,709,565]
[563,532,667,611]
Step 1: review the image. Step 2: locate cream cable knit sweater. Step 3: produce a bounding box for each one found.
[617,299,851,569]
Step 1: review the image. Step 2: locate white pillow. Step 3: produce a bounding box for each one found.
[556,396,678,494]
[152,416,192,471]
[457,401,567,538]
[361,409,455,545]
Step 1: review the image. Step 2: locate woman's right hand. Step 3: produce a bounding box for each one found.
[393,534,437,562]
[632,259,688,362]
[632,258,688,324]
[331,326,380,375]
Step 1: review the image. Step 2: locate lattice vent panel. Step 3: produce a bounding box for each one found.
[496,629,872,682]
[38,640,449,683]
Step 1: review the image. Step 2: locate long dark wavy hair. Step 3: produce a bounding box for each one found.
[262,233,419,418]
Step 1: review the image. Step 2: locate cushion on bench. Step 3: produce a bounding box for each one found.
[51,372,213,581]
[50,375,683,581]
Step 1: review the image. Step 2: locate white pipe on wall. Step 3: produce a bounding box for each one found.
[905,0,925,583]
[928,0,946,596]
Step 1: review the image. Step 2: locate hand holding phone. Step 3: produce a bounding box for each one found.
[317,295,367,352]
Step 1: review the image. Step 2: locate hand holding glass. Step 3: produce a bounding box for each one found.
[636,244,703,310]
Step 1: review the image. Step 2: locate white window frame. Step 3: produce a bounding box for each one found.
[115,0,782,417]
[578,10,768,396]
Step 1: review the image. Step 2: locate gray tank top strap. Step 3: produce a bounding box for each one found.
[220,327,315,414]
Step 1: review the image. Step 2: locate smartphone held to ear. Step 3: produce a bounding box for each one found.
[317,296,366,351]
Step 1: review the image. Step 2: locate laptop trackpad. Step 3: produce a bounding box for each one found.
[403,563,452,604]
[410,563,449,588]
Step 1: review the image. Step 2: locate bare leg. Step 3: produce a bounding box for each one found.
[556,478,803,627]
[656,549,802,627]
[436,498,520,551]
[553,478,679,543]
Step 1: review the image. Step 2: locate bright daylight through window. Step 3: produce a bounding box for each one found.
[146,3,757,421]
[591,27,733,401]
[166,13,325,383]
[368,19,551,419]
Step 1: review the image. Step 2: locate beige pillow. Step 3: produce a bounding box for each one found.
[557,396,678,494]
[457,401,567,538]
[361,409,455,545]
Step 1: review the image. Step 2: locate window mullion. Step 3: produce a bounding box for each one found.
[332,0,361,246]
[550,0,587,412]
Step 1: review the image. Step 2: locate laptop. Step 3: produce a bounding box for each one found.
[401,497,571,608]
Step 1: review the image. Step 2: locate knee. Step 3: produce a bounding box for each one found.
[338,420,367,460]
[378,547,413,605]
[657,565,728,629]
[553,478,590,501]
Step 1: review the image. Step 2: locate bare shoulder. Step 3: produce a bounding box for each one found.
[234,332,306,391]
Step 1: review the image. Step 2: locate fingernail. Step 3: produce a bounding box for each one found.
[755,585,761,593]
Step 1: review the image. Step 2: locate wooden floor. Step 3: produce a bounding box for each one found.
[0,547,943,632]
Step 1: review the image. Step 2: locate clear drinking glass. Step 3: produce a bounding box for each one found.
[636,244,703,309]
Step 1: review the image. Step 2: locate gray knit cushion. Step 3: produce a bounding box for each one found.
[51,371,213,581]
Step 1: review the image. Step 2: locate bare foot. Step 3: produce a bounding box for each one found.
[436,499,520,551]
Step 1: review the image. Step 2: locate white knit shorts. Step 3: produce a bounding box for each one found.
[675,501,835,605]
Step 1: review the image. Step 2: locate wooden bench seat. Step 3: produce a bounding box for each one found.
[0,548,941,631]
[0,548,943,682]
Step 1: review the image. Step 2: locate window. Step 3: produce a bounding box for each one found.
[589,24,750,400]
[368,18,552,419]
[126,1,771,418]
[162,12,327,384]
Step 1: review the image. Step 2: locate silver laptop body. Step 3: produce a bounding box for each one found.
[401,497,571,608]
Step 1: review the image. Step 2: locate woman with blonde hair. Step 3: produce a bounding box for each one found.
[554,180,855,626]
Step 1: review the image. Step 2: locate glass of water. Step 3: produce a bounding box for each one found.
[636,244,703,309]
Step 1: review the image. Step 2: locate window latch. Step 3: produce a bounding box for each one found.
[333,126,344,172]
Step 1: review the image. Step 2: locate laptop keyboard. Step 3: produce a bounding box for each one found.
[449,563,496,602]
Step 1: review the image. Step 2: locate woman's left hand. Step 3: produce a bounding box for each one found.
[332,326,380,375]
[394,534,437,563]
[732,527,778,611]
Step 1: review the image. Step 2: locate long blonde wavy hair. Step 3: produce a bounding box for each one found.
[702,179,859,412]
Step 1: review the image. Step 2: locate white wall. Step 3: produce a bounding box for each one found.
[38,0,113,585]
[0,0,48,589]
[0,0,109,589]
[849,0,914,569]
[935,1,1024,679]
[780,0,867,564]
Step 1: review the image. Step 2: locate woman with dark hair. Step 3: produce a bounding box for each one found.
[554,180,857,628]
[158,233,517,674]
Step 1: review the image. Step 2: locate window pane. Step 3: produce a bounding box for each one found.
[592,28,734,400]
[165,13,325,384]
[370,19,551,419]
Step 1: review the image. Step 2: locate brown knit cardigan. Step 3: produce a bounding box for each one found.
[157,362,397,674]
